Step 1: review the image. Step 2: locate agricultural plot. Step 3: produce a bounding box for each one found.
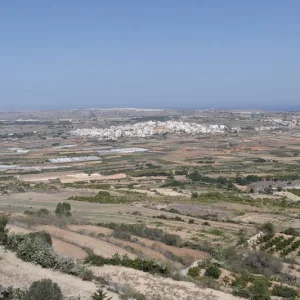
[252,234,300,258]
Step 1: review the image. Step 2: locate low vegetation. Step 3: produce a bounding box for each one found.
[98,222,182,246]
[2,279,64,300]
[5,231,92,280]
[68,191,133,204]
[85,253,169,275]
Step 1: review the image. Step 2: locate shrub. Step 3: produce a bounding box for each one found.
[0,215,8,245]
[1,286,27,299]
[91,289,112,300]
[188,171,202,181]
[98,222,182,247]
[282,227,299,236]
[259,222,275,236]
[205,265,221,279]
[272,284,298,298]
[16,236,57,268]
[243,251,282,277]
[85,253,169,275]
[24,210,36,216]
[202,221,211,226]
[248,278,270,300]
[6,232,92,280]
[120,285,146,300]
[55,202,71,217]
[25,279,63,300]
[113,228,132,241]
[37,208,50,218]
[188,219,195,224]
[161,233,181,246]
[191,192,198,199]
[233,286,251,298]
[188,266,200,278]
[27,231,52,246]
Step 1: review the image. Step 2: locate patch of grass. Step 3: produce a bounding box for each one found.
[288,189,300,197]
[68,191,133,204]
[209,228,223,236]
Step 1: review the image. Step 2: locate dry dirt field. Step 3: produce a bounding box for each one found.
[91,265,242,300]
[20,172,126,183]
[0,246,119,300]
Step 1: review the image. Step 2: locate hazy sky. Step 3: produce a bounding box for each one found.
[1,1,300,110]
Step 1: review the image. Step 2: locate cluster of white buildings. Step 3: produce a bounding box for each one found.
[48,156,101,164]
[71,121,226,140]
[265,118,298,127]
[97,148,149,154]
[9,148,29,154]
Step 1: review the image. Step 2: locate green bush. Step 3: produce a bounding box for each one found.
[282,227,299,236]
[6,233,92,280]
[113,228,132,241]
[16,236,57,268]
[205,265,221,279]
[160,180,185,188]
[0,215,8,245]
[98,223,182,247]
[161,233,181,246]
[188,266,200,278]
[27,231,52,246]
[37,209,50,218]
[85,253,169,275]
[91,289,112,300]
[259,222,275,236]
[191,192,198,199]
[272,284,298,298]
[243,251,282,277]
[25,279,63,300]
[248,278,270,300]
[55,202,71,217]
[120,286,146,300]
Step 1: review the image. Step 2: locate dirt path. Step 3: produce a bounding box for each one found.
[104,236,183,267]
[20,171,126,183]
[90,265,243,300]
[7,224,87,259]
[35,225,135,258]
[0,247,119,300]
[67,224,114,236]
[67,225,202,266]
[277,191,300,202]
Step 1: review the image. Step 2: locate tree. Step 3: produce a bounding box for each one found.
[25,279,63,300]
[91,289,112,300]
[55,202,71,217]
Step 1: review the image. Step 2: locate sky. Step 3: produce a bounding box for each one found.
[0,1,300,110]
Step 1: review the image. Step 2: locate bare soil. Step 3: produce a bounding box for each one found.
[35,225,135,258]
[90,265,243,300]
[7,224,87,259]
[0,246,119,300]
